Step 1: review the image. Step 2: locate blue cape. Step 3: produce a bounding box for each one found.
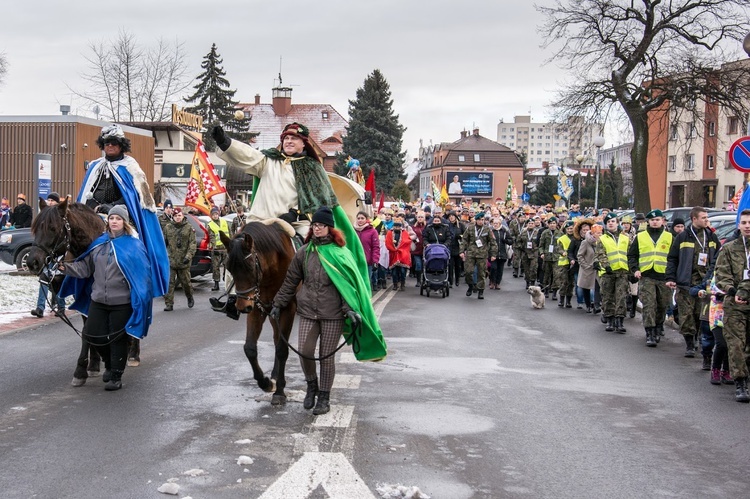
[60,233,154,339]
[78,157,169,297]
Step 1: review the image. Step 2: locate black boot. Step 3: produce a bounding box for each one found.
[477,289,484,300]
[702,355,712,371]
[304,379,319,410]
[212,280,220,291]
[646,328,657,347]
[684,334,695,358]
[466,284,473,297]
[565,296,572,308]
[551,290,558,301]
[104,369,123,391]
[102,369,112,382]
[558,296,565,307]
[313,390,330,415]
[187,294,194,308]
[605,317,614,332]
[629,296,637,318]
[615,317,626,333]
[735,378,750,403]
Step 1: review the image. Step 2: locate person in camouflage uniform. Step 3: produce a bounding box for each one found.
[627,209,672,347]
[163,208,197,311]
[459,213,498,300]
[519,218,541,289]
[539,217,559,297]
[158,199,174,231]
[712,209,750,403]
[509,212,526,278]
[666,207,720,358]
[554,221,575,306]
[596,213,630,333]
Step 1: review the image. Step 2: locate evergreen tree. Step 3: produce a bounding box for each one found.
[337,69,406,193]
[530,166,557,206]
[184,43,252,151]
[391,179,412,202]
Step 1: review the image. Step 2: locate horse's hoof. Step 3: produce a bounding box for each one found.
[127,358,140,367]
[259,377,273,392]
[71,377,86,387]
[271,394,287,406]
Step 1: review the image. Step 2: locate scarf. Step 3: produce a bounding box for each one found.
[261,148,338,216]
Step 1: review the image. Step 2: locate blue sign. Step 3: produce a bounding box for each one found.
[445,171,494,197]
[521,192,530,203]
[729,136,750,173]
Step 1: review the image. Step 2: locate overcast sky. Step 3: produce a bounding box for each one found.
[0,0,619,160]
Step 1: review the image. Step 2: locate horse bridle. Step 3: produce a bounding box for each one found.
[34,215,73,264]
[234,248,273,315]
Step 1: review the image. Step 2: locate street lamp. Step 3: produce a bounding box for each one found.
[575,154,585,204]
[592,136,606,211]
[744,32,750,134]
[522,179,528,194]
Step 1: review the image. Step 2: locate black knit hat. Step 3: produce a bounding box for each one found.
[312,206,335,227]
[46,192,61,203]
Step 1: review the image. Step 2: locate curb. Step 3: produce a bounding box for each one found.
[0,311,79,337]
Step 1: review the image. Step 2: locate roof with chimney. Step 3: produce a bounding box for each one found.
[427,129,524,169]
[236,95,348,158]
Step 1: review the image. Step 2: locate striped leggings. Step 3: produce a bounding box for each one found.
[298,317,345,392]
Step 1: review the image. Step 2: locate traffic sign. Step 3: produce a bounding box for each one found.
[729,136,750,173]
[521,192,530,203]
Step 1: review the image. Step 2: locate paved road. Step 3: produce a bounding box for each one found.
[1,275,749,498]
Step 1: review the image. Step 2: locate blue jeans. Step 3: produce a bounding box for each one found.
[391,266,407,284]
[37,283,65,311]
[412,255,423,274]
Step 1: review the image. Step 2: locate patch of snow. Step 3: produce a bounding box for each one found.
[156,482,180,495]
[376,484,431,499]
[290,433,306,439]
[234,438,253,444]
[10,407,27,411]
[0,271,39,314]
[236,455,254,465]
[182,469,206,477]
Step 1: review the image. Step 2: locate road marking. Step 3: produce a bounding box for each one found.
[373,287,397,318]
[332,374,361,389]
[339,352,357,363]
[258,452,375,499]
[312,405,354,428]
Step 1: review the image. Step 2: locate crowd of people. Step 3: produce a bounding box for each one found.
[357,199,750,404]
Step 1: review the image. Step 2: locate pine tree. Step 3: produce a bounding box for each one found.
[184,43,252,151]
[530,166,557,206]
[337,69,406,194]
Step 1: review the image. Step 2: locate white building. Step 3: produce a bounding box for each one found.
[496,115,604,168]
[597,142,634,199]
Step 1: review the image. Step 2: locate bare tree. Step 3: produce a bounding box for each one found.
[0,52,8,87]
[72,30,190,122]
[538,0,750,212]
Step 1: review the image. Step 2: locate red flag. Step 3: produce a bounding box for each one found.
[377,191,385,212]
[184,141,226,215]
[365,170,376,201]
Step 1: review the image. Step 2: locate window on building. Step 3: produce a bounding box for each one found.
[686,123,697,138]
[531,128,535,132]
[703,185,716,208]
[474,154,480,162]
[706,155,714,170]
[537,150,542,155]
[321,111,329,120]
[726,185,736,202]
[708,122,716,136]
[668,155,676,171]
[669,124,678,140]
[510,128,515,131]
[458,155,465,162]
[728,116,739,134]
[501,128,506,132]
[684,154,695,171]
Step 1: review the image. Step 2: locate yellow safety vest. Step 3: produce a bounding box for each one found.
[600,232,629,271]
[557,234,571,266]
[637,230,673,273]
[208,218,230,248]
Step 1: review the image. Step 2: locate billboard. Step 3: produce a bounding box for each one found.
[445,171,493,197]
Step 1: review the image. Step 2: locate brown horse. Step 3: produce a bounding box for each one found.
[27,199,106,385]
[220,221,296,405]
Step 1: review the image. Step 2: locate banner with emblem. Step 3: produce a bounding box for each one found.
[557,171,574,200]
[184,141,226,215]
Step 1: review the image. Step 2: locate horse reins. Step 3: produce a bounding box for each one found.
[235,244,362,362]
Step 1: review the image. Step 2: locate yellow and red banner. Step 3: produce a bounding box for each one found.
[185,141,226,215]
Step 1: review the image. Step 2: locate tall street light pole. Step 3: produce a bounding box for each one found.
[592,136,606,211]
[575,154,585,204]
[744,33,750,134]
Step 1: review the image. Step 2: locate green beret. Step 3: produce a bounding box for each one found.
[475,212,485,220]
[548,217,558,223]
[646,209,664,219]
[564,220,575,228]
[604,213,618,223]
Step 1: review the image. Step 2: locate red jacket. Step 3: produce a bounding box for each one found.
[385,229,412,268]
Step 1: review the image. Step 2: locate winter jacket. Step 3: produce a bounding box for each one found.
[273,235,351,320]
[422,222,452,247]
[459,223,498,260]
[577,233,598,289]
[355,223,381,266]
[446,220,465,255]
[8,203,33,228]
[385,229,412,268]
[627,226,672,280]
[491,227,512,260]
[411,222,426,255]
[666,226,720,287]
[164,217,197,269]
[714,236,750,313]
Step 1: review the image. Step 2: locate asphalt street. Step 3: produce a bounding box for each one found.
[1,274,749,498]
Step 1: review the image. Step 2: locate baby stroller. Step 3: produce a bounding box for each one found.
[420,243,451,298]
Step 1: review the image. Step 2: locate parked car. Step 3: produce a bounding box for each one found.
[662,207,725,229]
[1,212,212,278]
[0,227,34,271]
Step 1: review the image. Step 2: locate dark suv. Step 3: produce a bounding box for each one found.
[0,213,212,277]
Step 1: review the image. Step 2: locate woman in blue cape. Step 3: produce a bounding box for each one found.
[59,206,153,391]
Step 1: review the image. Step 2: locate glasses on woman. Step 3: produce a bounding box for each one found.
[311,223,327,229]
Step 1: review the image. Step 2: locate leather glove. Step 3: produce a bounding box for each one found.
[593,261,601,271]
[211,125,231,151]
[182,257,190,265]
[605,266,613,275]
[269,306,281,321]
[96,203,112,214]
[345,310,362,327]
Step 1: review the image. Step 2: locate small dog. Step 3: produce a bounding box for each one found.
[527,285,545,309]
